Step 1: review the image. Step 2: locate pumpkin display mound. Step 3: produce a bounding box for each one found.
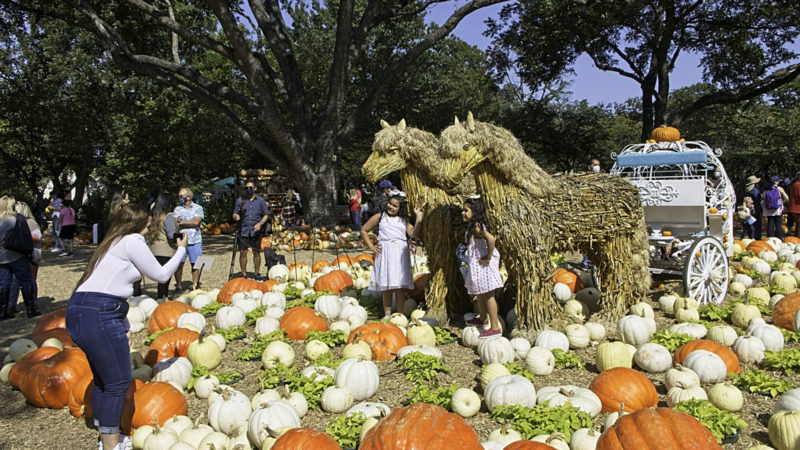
[597,407,722,449]
[359,402,483,449]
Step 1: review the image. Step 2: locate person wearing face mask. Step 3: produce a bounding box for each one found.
[707,167,723,189]
[173,188,205,292]
[588,158,602,173]
[232,183,270,280]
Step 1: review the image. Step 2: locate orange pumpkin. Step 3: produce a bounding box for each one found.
[31,327,74,347]
[31,308,66,338]
[785,236,800,245]
[67,373,94,418]
[673,339,741,374]
[409,273,430,301]
[120,381,188,435]
[261,279,278,292]
[331,255,355,267]
[354,253,375,264]
[144,328,200,366]
[360,403,482,450]
[261,236,272,251]
[217,278,266,304]
[347,322,408,361]
[9,346,61,388]
[314,270,354,294]
[597,407,721,449]
[588,367,658,413]
[147,301,198,334]
[280,306,328,340]
[272,428,342,450]
[733,239,745,249]
[553,267,584,292]
[289,262,308,270]
[18,347,92,408]
[312,260,330,273]
[773,292,800,331]
[651,125,681,142]
[747,240,774,255]
[299,232,309,241]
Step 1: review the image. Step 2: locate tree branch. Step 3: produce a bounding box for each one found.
[164,0,180,63]
[586,50,643,83]
[339,0,508,141]
[670,63,800,125]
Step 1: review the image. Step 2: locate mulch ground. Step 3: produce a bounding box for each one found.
[0,234,796,449]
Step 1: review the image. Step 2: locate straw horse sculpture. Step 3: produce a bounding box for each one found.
[440,113,651,333]
[362,119,474,324]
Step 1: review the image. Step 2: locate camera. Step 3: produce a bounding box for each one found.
[170,232,183,245]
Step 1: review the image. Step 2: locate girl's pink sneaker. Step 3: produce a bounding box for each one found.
[478,328,501,339]
[466,317,487,326]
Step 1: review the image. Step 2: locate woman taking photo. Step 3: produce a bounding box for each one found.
[146,193,179,300]
[66,204,187,450]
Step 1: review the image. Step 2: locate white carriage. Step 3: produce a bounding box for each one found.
[610,139,736,305]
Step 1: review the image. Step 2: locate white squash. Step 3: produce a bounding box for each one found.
[707,325,738,347]
[305,339,330,361]
[768,410,800,450]
[461,326,482,347]
[665,365,700,389]
[666,382,708,407]
[683,350,727,384]
[633,343,672,373]
[250,389,282,410]
[209,389,253,434]
[749,323,785,352]
[630,302,655,318]
[488,424,522,445]
[669,322,707,339]
[524,346,555,376]
[342,341,372,360]
[536,385,602,417]
[261,340,295,369]
[570,428,601,450]
[708,381,743,412]
[478,336,516,364]
[484,375,537,411]
[246,400,301,447]
[194,374,219,399]
[658,294,678,314]
[534,330,569,352]
[553,283,573,302]
[617,315,652,345]
[481,363,512,390]
[143,425,178,449]
[584,322,606,341]
[732,334,766,364]
[596,341,634,372]
[314,294,341,320]
[152,357,193,387]
[564,324,590,349]
[259,292,286,310]
[321,385,354,413]
[187,335,221,370]
[510,338,531,360]
[163,415,193,437]
[451,388,481,418]
[334,358,379,401]
[215,305,247,329]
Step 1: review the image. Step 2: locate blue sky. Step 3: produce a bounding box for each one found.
[426,2,706,105]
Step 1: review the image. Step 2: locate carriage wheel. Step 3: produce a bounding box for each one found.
[683,237,729,305]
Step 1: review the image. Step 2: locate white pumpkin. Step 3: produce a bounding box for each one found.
[553,282,573,302]
[630,302,655,318]
[396,344,442,360]
[407,319,437,347]
[708,381,743,412]
[247,400,301,447]
[334,357,379,401]
[733,273,754,288]
[633,343,673,373]
[732,334,766,364]
[596,341,634,372]
[208,388,252,435]
[339,303,368,323]
[314,294,341,320]
[564,324,590,349]
[478,336,516,364]
[342,341,372,360]
[666,382,708,407]
[250,389,282,410]
[674,305,700,323]
[524,346,555,376]
[388,312,409,328]
[510,338,531,360]
[481,363,512,390]
[187,335,222,370]
[749,323,785,351]
[617,315,652,345]
[488,424,522,445]
[658,294,678,314]
[232,296,259,314]
[259,292,286,310]
[190,293,213,310]
[136,297,160,317]
[261,340,295,369]
[536,385,602,417]
[305,339,330,361]
[0,362,15,384]
[264,305,285,320]
[683,350,727,384]
[570,428,601,450]
[484,375,537,411]
[774,388,800,413]
[194,374,219,399]
[143,426,179,449]
[707,325,738,347]
[151,357,193,387]
[127,305,147,325]
[665,365,701,390]
[534,330,569,352]
[461,326,482,347]
[563,299,589,321]
[584,322,606,341]
[451,388,481,418]
[345,401,392,419]
[215,305,246,329]
[768,410,800,450]
[254,317,281,336]
[268,264,290,282]
[8,338,37,361]
[669,322,707,339]
[301,365,335,382]
[132,425,155,449]
[177,311,206,332]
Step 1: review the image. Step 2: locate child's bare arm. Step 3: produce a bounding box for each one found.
[481,228,497,262]
[407,205,424,238]
[361,213,382,252]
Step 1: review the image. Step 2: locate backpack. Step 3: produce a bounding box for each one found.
[3,214,34,255]
[765,187,783,210]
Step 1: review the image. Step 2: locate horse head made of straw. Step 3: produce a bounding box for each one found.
[362,119,414,183]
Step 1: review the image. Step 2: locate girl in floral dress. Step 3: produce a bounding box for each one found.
[462,196,504,338]
[361,190,423,317]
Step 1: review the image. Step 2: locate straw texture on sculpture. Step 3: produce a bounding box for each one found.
[361,120,475,324]
[439,113,651,333]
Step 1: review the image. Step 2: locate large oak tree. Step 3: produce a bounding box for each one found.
[10,0,506,223]
[487,0,800,140]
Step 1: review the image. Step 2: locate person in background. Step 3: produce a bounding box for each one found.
[7,202,42,315]
[49,194,63,253]
[738,197,756,239]
[146,194,179,299]
[0,195,40,319]
[371,179,396,217]
[763,175,789,239]
[291,187,303,221]
[173,187,204,292]
[588,158,602,173]
[744,175,763,240]
[789,172,800,238]
[281,189,296,229]
[58,199,76,257]
[66,204,187,450]
[232,182,270,280]
[348,183,362,234]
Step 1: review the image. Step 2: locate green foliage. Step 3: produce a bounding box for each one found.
[144,327,174,345]
[403,384,459,410]
[732,251,754,261]
[199,301,225,317]
[490,403,593,441]
[397,353,450,384]
[697,303,732,322]
[650,329,695,352]
[216,325,247,342]
[763,349,800,373]
[282,285,303,300]
[312,352,344,370]
[673,399,748,443]
[186,365,242,391]
[552,348,584,369]
[245,306,266,325]
[731,369,797,397]
[326,413,367,448]
[287,290,333,309]
[782,328,800,344]
[305,330,347,346]
[433,326,457,344]
[234,331,290,361]
[503,363,536,383]
[256,362,333,408]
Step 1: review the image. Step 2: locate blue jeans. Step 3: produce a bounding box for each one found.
[350,210,362,231]
[65,291,131,434]
[0,256,34,290]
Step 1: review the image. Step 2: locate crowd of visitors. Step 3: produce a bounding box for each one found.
[740,172,800,240]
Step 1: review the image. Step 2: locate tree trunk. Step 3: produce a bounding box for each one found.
[296,163,339,226]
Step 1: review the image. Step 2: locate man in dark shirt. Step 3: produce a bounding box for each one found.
[233,182,270,279]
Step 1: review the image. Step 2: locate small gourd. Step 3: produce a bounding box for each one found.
[450,387,481,418]
[524,346,555,376]
[708,380,743,412]
[666,382,708,407]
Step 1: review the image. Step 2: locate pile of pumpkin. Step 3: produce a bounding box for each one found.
[202,223,234,236]
[11,237,800,449]
[267,226,363,251]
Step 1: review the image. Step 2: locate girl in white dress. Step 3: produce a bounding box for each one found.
[462,196,503,338]
[361,190,423,317]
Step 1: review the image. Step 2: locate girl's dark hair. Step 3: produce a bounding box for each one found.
[384,193,409,222]
[145,193,174,242]
[464,197,490,233]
